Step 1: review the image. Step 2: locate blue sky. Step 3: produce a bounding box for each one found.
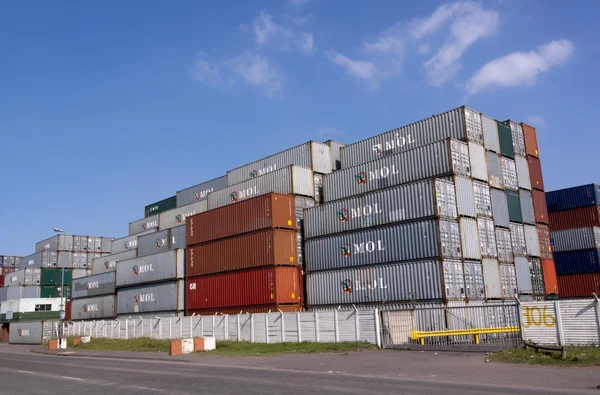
[1,0,598,255]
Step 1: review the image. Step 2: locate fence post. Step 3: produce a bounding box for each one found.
[189,316,193,338]
[110,322,113,339]
[515,298,525,344]
[199,315,203,337]
[125,319,129,340]
[314,311,320,342]
[212,316,216,338]
[179,317,182,339]
[297,313,301,343]
[265,314,269,344]
[355,309,360,342]
[168,318,172,340]
[133,319,136,339]
[250,314,255,343]
[141,319,144,337]
[159,319,163,339]
[225,316,229,340]
[334,311,339,343]
[374,309,382,348]
[593,293,600,341]
[237,315,241,342]
[554,301,564,346]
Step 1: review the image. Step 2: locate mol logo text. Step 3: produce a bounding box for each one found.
[341,240,385,257]
[193,188,213,201]
[154,238,168,249]
[104,260,117,270]
[141,220,158,231]
[83,304,99,313]
[134,293,156,304]
[341,279,353,293]
[342,277,388,292]
[337,203,382,223]
[249,165,277,178]
[355,165,400,185]
[84,281,100,290]
[132,264,154,275]
[230,186,259,202]
[372,133,415,155]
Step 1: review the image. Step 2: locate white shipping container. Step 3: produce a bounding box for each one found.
[91,249,137,275]
[482,259,502,299]
[128,215,159,236]
[478,218,497,258]
[454,176,476,218]
[500,264,517,299]
[443,260,466,300]
[482,115,500,153]
[111,229,158,255]
[509,223,527,257]
[464,261,485,300]
[515,155,531,190]
[524,225,541,257]
[460,218,481,260]
[495,228,513,263]
[501,158,518,191]
[514,256,532,294]
[468,142,488,182]
[473,180,493,217]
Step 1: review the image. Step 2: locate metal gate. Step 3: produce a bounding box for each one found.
[381,303,522,349]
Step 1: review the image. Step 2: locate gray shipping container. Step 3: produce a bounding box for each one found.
[454,176,476,218]
[473,180,493,217]
[460,217,481,260]
[0,286,40,301]
[35,234,74,252]
[41,251,73,269]
[496,228,513,263]
[91,249,137,274]
[305,219,461,272]
[464,261,485,300]
[20,252,42,269]
[159,201,207,230]
[71,295,116,320]
[486,151,504,189]
[72,272,116,299]
[73,269,91,279]
[509,223,527,257]
[468,142,488,182]
[304,179,456,239]
[307,260,444,306]
[5,268,41,287]
[137,226,186,258]
[116,249,184,288]
[325,140,345,170]
[111,229,157,255]
[0,256,19,267]
[524,225,541,257]
[478,218,498,258]
[519,189,536,225]
[227,141,333,185]
[443,260,466,300]
[117,280,185,314]
[9,321,54,345]
[514,256,532,294]
[340,106,483,169]
[73,252,89,269]
[500,264,517,298]
[128,215,159,236]
[101,237,113,253]
[551,227,600,252]
[482,258,502,299]
[501,158,518,191]
[208,165,315,209]
[490,188,510,228]
[325,139,471,203]
[176,175,228,207]
[515,155,531,190]
[482,115,500,153]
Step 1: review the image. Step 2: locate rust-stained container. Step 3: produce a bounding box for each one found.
[532,189,549,225]
[186,266,304,310]
[186,229,299,277]
[527,156,544,191]
[65,301,71,322]
[186,193,296,245]
[187,304,303,316]
[537,224,553,260]
[541,259,558,295]
[2,267,16,275]
[548,206,600,232]
[556,273,600,298]
[0,275,4,288]
[521,122,539,158]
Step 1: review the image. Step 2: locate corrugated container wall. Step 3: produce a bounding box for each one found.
[530,258,546,295]
[546,184,600,212]
[176,176,228,207]
[187,193,297,245]
[307,260,444,306]
[20,252,42,269]
[454,176,476,218]
[468,142,488,182]
[116,249,184,287]
[486,152,504,189]
[524,225,541,256]
[111,229,157,255]
[482,258,502,298]
[71,272,116,299]
[144,195,176,218]
[514,257,532,294]
[227,141,332,185]
[496,229,513,263]
[497,121,515,159]
[117,280,185,314]
[505,121,526,156]
[510,223,527,257]
[537,224,553,260]
[137,226,186,258]
[71,295,116,320]
[92,249,137,274]
[522,123,539,157]
[35,234,73,253]
[515,155,532,190]
[551,227,600,252]
[553,249,600,275]
[8,322,48,344]
[464,261,485,300]
[208,166,315,209]
[40,269,73,286]
[520,190,536,225]
[159,201,207,230]
[443,260,466,300]
[549,206,600,232]
[478,218,498,258]
[326,139,470,202]
[128,215,159,236]
[500,264,517,298]
[541,259,558,294]
[528,156,544,191]
[473,181,493,217]
[460,218,481,260]
[482,115,500,153]
[325,140,345,170]
[556,273,600,298]
[340,106,483,169]
[506,190,523,223]
[501,158,518,191]
[491,189,510,228]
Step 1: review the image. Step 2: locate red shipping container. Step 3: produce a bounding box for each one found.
[186,229,299,277]
[521,122,539,158]
[549,206,600,232]
[537,224,553,260]
[186,266,304,310]
[0,275,4,288]
[187,193,297,245]
[527,156,544,191]
[65,301,71,322]
[557,273,600,298]
[532,189,549,224]
[542,259,558,295]
[187,304,303,316]
[1,267,16,275]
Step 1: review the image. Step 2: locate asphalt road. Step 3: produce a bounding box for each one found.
[0,351,597,395]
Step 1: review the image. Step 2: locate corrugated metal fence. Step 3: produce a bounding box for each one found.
[520,297,600,346]
[63,309,381,346]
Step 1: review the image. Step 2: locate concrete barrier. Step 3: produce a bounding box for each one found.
[194,337,216,352]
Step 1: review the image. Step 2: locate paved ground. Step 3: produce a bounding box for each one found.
[0,344,598,394]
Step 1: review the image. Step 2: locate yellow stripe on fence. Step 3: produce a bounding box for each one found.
[411,326,520,345]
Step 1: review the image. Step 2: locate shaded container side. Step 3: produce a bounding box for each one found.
[454,175,476,218]
[473,180,493,217]
[530,258,546,295]
[326,139,471,202]
[144,195,177,218]
[478,218,498,258]
[72,269,91,279]
[92,249,137,275]
[186,266,303,310]
[501,158,518,191]
[550,227,600,252]
[527,156,544,191]
[128,215,159,236]
[443,260,466,300]
[187,304,303,316]
[40,251,80,269]
[137,226,186,258]
[486,151,504,189]
[187,193,297,245]
[324,140,345,171]
[537,224,553,260]
[208,165,315,209]
[491,188,510,228]
[101,237,113,253]
[40,268,73,286]
[468,142,488,182]
[307,260,444,306]
[520,189,536,225]
[497,121,515,159]
[546,184,600,212]
[8,321,52,344]
[117,280,185,314]
[176,175,228,207]
[549,206,600,232]
[5,268,41,287]
[554,249,600,275]
[20,252,42,269]
[464,261,485,300]
[71,272,116,299]
[515,155,531,191]
[227,141,333,185]
[111,228,157,254]
[500,264,517,298]
[521,122,539,158]
[556,273,600,298]
[460,218,481,260]
[482,115,500,153]
[514,256,532,294]
[524,225,541,257]
[496,228,513,263]
[304,178,455,239]
[35,234,74,253]
[186,229,299,277]
[506,189,523,223]
[305,219,461,272]
[159,200,208,231]
[509,223,527,257]
[504,120,526,156]
[116,249,184,287]
[482,258,502,299]
[541,259,558,294]
[71,295,116,320]
[340,106,483,169]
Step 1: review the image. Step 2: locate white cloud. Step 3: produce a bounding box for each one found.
[300,32,314,54]
[418,44,431,55]
[466,40,574,94]
[527,115,546,126]
[190,52,221,85]
[328,52,377,83]
[251,11,314,54]
[289,0,311,7]
[234,55,283,97]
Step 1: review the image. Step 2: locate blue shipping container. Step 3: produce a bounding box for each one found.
[553,249,600,275]
[546,184,600,212]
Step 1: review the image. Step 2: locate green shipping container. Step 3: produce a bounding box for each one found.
[144,195,177,218]
[497,121,515,159]
[40,269,73,286]
[506,189,523,223]
[0,311,60,323]
[41,286,71,299]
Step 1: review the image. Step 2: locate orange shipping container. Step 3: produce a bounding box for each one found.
[527,156,544,191]
[537,224,553,260]
[532,189,549,225]
[186,229,299,277]
[541,259,558,295]
[187,304,303,316]
[186,193,297,245]
[521,122,539,158]
[556,273,600,298]
[186,266,304,310]
[549,206,600,232]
